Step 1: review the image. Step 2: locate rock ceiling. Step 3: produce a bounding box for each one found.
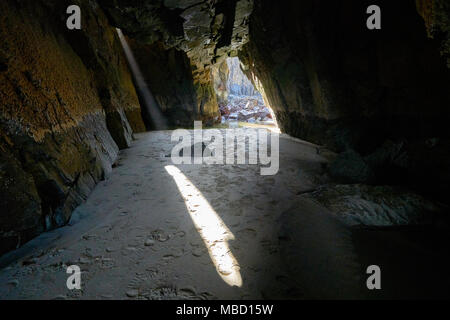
[99,0,254,70]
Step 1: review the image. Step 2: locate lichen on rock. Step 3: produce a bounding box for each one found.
[0,0,145,254]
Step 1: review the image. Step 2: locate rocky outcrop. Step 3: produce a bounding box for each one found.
[327,138,450,201]
[0,0,145,255]
[302,184,447,228]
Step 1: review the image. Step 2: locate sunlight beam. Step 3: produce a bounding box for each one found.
[165,165,242,287]
[117,28,168,130]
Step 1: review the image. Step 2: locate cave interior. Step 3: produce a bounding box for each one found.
[0,0,449,300]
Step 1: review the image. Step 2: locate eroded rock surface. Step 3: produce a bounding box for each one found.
[0,0,145,254]
[302,184,447,227]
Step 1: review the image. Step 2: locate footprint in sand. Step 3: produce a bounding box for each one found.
[150,229,171,242]
[100,258,115,269]
[175,231,186,238]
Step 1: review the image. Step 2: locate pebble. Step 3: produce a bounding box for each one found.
[145,239,155,246]
[126,289,139,298]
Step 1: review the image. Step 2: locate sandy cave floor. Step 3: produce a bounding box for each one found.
[0,129,448,300]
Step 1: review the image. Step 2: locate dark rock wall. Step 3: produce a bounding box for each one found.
[416,0,450,68]
[0,0,145,255]
[128,40,198,128]
[239,0,450,152]
[127,39,221,127]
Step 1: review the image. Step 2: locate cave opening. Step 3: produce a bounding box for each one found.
[214,57,279,131]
